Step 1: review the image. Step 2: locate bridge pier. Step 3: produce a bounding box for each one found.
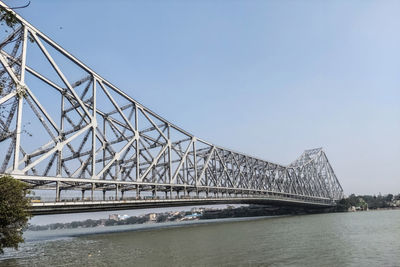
[115,184,119,200]
[152,186,156,198]
[81,190,85,200]
[121,190,125,200]
[103,190,106,201]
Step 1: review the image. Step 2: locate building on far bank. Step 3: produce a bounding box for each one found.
[109,214,119,221]
[149,213,157,221]
[182,213,201,221]
[119,214,129,220]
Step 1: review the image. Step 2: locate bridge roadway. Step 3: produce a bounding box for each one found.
[30,194,336,215]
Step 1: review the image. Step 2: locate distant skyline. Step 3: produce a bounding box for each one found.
[8,0,400,195]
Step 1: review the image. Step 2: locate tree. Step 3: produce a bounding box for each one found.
[386,194,393,202]
[0,1,30,27]
[0,175,31,254]
[156,214,168,223]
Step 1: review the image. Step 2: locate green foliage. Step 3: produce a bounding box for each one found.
[170,213,183,221]
[156,214,168,223]
[335,198,351,211]
[0,175,31,254]
[386,194,394,202]
[337,193,398,211]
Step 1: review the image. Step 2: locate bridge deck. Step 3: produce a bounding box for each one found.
[30,196,335,215]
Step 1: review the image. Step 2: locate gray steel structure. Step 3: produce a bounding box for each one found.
[0,3,343,209]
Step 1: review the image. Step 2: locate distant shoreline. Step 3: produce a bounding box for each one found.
[27,205,320,233]
[21,208,400,242]
[23,215,283,241]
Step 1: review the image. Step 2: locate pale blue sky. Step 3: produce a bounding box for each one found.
[8,0,400,195]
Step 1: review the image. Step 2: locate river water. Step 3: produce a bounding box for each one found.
[1,210,399,266]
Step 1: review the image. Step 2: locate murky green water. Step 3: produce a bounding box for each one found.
[1,210,399,266]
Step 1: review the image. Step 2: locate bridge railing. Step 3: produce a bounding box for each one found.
[29,190,336,206]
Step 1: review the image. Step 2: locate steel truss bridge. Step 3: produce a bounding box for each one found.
[0,3,343,215]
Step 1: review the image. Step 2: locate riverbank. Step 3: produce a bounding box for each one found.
[27,204,329,232]
[23,215,281,242]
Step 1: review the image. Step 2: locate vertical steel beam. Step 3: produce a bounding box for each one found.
[91,78,96,178]
[13,92,23,171]
[57,94,64,177]
[91,183,95,200]
[135,104,140,180]
[193,139,198,186]
[136,185,140,199]
[167,125,172,183]
[56,181,60,202]
[12,26,28,172]
[102,118,106,180]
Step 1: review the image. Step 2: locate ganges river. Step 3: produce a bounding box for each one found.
[1,209,399,266]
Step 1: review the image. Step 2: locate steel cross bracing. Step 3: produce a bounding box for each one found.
[0,3,343,205]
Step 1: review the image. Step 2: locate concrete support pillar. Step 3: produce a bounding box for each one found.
[165,191,168,199]
[81,190,85,201]
[115,184,119,200]
[121,190,125,200]
[103,190,106,201]
[152,185,156,198]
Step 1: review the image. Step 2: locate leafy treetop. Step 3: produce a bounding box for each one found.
[0,175,31,254]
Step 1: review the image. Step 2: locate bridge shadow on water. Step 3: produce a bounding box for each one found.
[30,196,337,216]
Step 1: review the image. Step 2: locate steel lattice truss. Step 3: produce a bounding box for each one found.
[0,3,343,203]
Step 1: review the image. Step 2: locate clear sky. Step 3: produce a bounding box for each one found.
[7,0,400,195]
